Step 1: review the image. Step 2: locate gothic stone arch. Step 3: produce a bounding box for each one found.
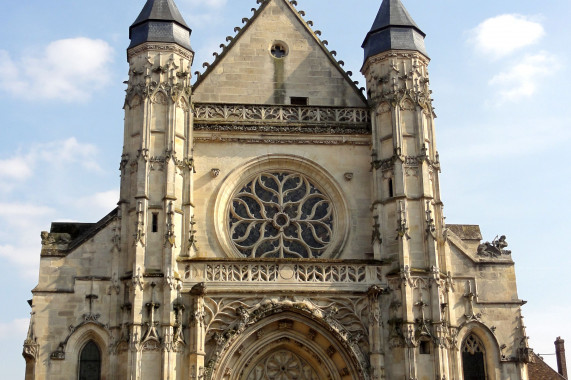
[455,322,502,380]
[207,306,369,380]
[61,323,110,380]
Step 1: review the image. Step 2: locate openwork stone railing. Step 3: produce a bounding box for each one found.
[184,261,382,284]
[194,103,371,130]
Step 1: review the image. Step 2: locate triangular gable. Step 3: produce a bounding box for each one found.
[193,0,367,107]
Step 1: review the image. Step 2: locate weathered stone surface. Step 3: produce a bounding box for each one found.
[25,1,534,380]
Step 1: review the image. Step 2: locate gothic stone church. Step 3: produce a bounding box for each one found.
[23,0,535,379]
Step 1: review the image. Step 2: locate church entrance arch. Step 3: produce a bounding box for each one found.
[208,309,368,380]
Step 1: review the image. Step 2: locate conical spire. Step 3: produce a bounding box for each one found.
[362,0,427,61]
[128,0,192,51]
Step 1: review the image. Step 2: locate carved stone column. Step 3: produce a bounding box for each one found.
[368,286,385,379]
[189,283,206,379]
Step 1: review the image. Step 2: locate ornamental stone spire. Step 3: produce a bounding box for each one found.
[362,0,427,61]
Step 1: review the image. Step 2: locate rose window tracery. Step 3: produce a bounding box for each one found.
[229,172,333,258]
[246,350,319,380]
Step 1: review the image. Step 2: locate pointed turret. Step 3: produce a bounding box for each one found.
[362,0,427,61]
[129,0,192,51]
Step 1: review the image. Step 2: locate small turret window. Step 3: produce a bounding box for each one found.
[419,340,431,354]
[152,213,158,233]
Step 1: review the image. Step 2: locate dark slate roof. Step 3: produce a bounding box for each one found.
[129,0,192,51]
[362,0,427,61]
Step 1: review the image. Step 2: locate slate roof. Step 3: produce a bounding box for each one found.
[129,0,192,51]
[447,224,483,241]
[48,208,119,255]
[528,353,567,380]
[362,0,427,61]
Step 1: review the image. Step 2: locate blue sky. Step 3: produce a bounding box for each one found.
[0,0,570,377]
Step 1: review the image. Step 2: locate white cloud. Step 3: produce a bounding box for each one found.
[0,156,33,181]
[35,137,102,172]
[470,14,545,59]
[0,137,102,192]
[183,0,227,9]
[489,52,559,102]
[0,244,40,275]
[74,189,120,219]
[0,203,53,218]
[0,318,29,341]
[0,38,114,102]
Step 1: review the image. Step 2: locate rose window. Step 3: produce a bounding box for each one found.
[229,172,333,258]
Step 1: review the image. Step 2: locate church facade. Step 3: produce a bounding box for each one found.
[23,0,533,379]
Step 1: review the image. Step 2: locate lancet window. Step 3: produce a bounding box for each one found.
[462,334,487,380]
[78,340,101,380]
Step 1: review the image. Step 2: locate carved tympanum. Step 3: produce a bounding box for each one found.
[246,350,319,380]
[229,172,333,258]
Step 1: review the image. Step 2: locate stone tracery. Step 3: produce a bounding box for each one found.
[246,350,319,380]
[229,172,333,258]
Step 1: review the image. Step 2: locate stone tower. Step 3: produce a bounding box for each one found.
[24,1,534,379]
[362,1,447,378]
[119,0,195,377]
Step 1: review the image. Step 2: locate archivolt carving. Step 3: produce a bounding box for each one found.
[204,296,370,354]
[203,296,370,380]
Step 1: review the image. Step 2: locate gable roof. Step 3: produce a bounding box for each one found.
[192,0,367,105]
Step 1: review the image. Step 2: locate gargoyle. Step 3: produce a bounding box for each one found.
[477,235,512,258]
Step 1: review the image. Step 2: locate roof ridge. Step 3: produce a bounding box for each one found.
[192,0,367,102]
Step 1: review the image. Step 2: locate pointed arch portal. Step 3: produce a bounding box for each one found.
[209,310,368,380]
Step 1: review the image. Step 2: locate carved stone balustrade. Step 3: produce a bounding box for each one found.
[181,259,384,292]
[193,103,371,134]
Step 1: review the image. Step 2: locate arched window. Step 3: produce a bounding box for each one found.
[79,340,101,380]
[462,334,486,380]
